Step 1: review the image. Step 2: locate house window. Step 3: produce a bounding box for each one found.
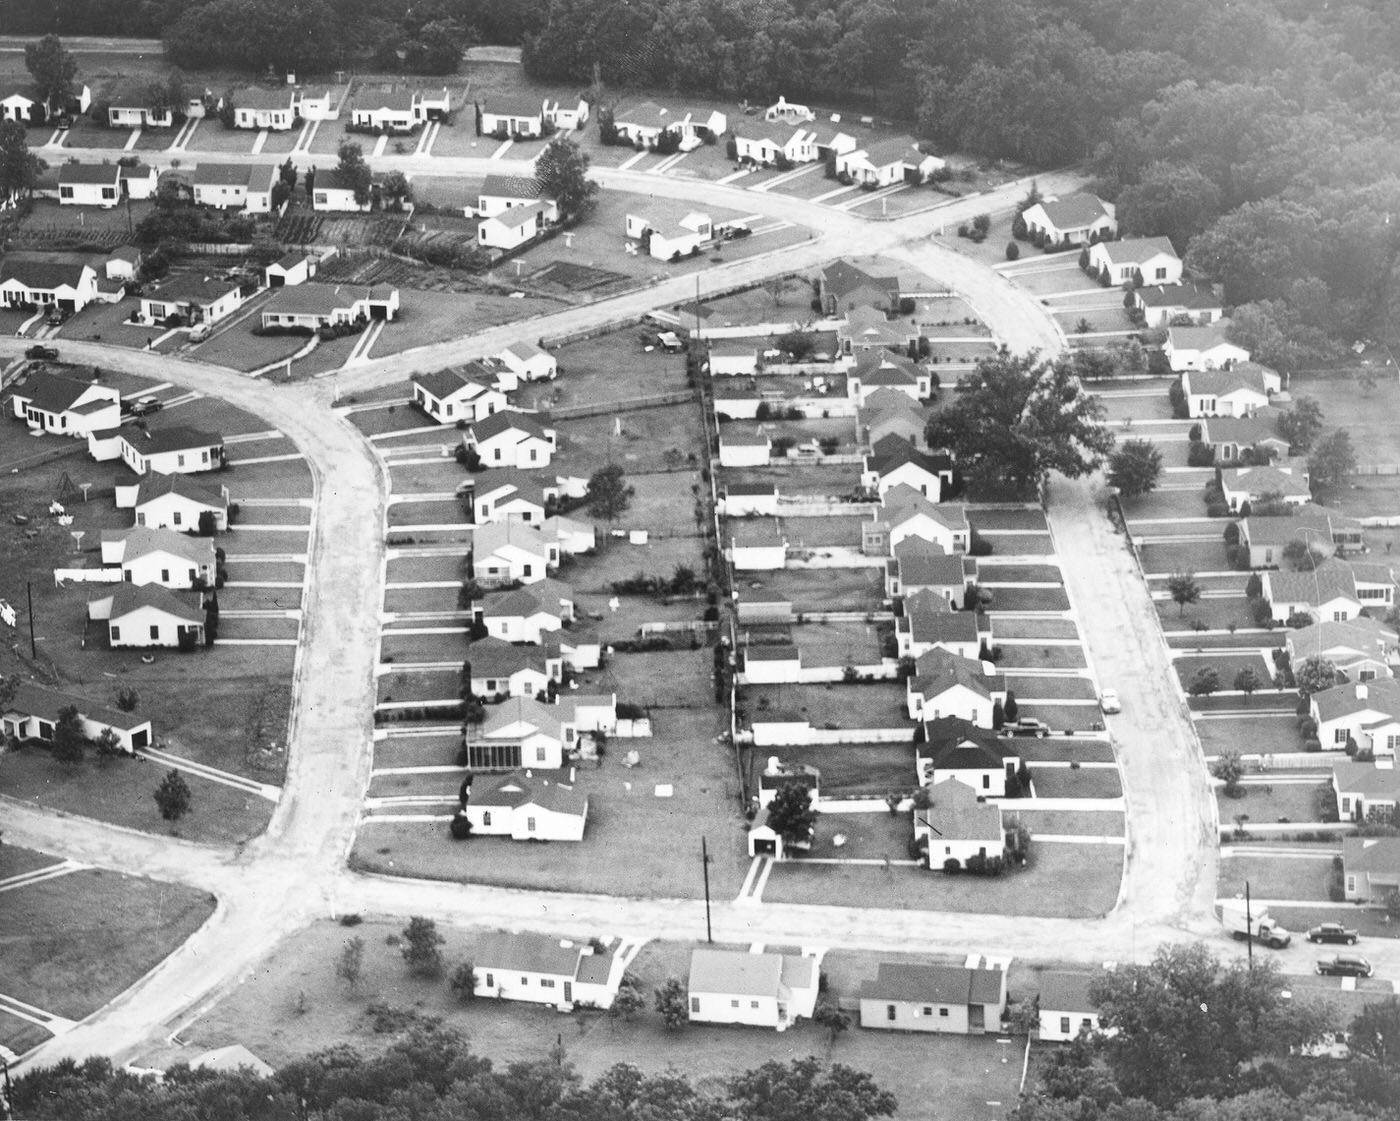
[750,1000,759,1009]
[1334,611,1348,621]
[534,747,547,764]
[1346,875,1356,893]
[149,625,159,640]
[1341,797,1352,814]
[1360,670,1376,681]
[691,997,700,1013]
[731,999,740,1009]
[111,626,121,641]
[1335,727,1349,744]
[521,977,528,985]
[523,565,533,578]
[482,811,491,826]
[172,511,182,526]
[526,817,536,831]
[1388,735,1400,752]
[982,774,990,789]
[540,978,554,988]
[886,1004,896,1021]
[1060,1016,1071,1034]
[939,1008,949,1017]
[177,455,185,468]
[922,1006,934,1016]
[1155,267,1168,280]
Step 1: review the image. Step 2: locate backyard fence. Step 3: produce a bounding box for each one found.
[545,390,694,421]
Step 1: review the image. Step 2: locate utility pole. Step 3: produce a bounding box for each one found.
[25,582,36,659]
[701,836,713,943]
[1245,880,1253,970]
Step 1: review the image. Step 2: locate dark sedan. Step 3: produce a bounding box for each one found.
[1307,923,1359,945]
[1315,955,1372,978]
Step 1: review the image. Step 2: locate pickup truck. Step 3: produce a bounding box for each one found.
[25,344,59,361]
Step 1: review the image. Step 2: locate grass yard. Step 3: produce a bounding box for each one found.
[156,919,1023,1120]
[996,645,1087,671]
[780,515,866,549]
[747,566,885,613]
[1016,739,1117,764]
[1174,652,1274,689]
[727,462,865,497]
[222,457,314,499]
[0,862,215,1053]
[1138,538,1228,579]
[1012,704,1103,733]
[1027,766,1123,799]
[353,707,746,897]
[386,554,467,584]
[978,532,1054,555]
[553,405,704,476]
[0,746,275,842]
[1217,778,1329,826]
[346,402,431,439]
[764,841,1122,917]
[792,618,886,667]
[752,742,914,796]
[1001,675,1098,701]
[1194,714,1304,758]
[386,497,463,527]
[377,669,458,707]
[368,289,560,358]
[563,533,704,599]
[805,809,913,861]
[740,682,908,728]
[547,330,691,402]
[978,563,1062,583]
[1014,809,1125,837]
[992,618,1081,641]
[372,731,460,770]
[1158,598,1260,634]
[1218,851,1336,902]
[1124,486,1217,522]
[56,297,160,349]
[1096,388,1176,424]
[986,586,1070,612]
[1291,371,1400,468]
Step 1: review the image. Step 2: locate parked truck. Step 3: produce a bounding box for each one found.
[1219,900,1292,948]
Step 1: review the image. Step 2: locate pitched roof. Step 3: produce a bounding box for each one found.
[720,428,771,447]
[124,425,223,455]
[689,948,805,998]
[1203,407,1286,446]
[103,525,216,565]
[482,93,545,118]
[489,200,552,230]
[1312,679,1400,723]
[725,482,777,497]
[923,721,1017,773]
[134,473,227,510]
[1035,193,1111,229]
[1169,320,1242,353]
[473,520,552,560]
[745,644,800,663]
[145,273,242,306]
[3,681,147,731]
[1332,761,1400,799]
[882,486,967,532]
[841,304,915,346]
[469,770,587,816]
[731,521,785,548]
[1221,463,1310,499]
[479,586,558,620]
[913,776,1005,842]
[480,174,544,200]
[473,930,583,977]
[0,254,92,290]
[894,538,968,586]
[101,582,204,624]
[1037,970,1100,1014]
[234,85,296,110]
[859,960,1002,1004]
[1186,366,1273,398]
[411,367,494,400]
[469,409,551,444]
[869,438,952,481]
[502,340,549,363]
[1137,281,1221,310]
[1240,509,1334,547]
[615,100,670,126]
[859,136,925,165]
[1342,835,1400,875]
[912,648,1000,702]
[474,468,552,505]
[58,162,121,185]
[1267,559,1360,606]
[21,374,101,415]
[467,637,552,680]
[1095,236,1178,266]
[356,89,416,112]
[1290,616,1398,659]
[261,281,385,316]
[192,163,269,189]
[905,597,982,648]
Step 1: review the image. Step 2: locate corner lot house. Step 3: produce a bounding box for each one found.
[859,958,1007,1034]
[1021,194,1116,246]
[413,367,507,427]
[192,163,277,213]
[311,168,373,212]
[1088,236,1181,285]
[127,474,229,531]
[464,770,588,841]
[259,283,399,330]
[913,778,1007,869]
[1310,680,1400,755]
[88,583,205,648]
[836,138,943,186]
[471,932,620,1009]
[1165,320,1251,373]
[465,695,575,769]
[820,260,898,317]
[1,681,153,753]
[100,526,216,588]
[118,426,224,476]
[140,274,244,327]
[1181,363,1279,417]
[1340,836,1400,902]
[687,948,819,1031]
[1037,971,1103,1042]
[10,374,120,437]
[477,175,548,217]
[479,199,554,250]
[0,254,99,316]
[1332,760,1400,824]
[626,204,712,260]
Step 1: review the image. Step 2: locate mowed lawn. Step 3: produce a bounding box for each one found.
[1218,850,1337,902]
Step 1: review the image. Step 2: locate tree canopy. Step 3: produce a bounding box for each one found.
[534,135,598,224]
[925,351,1113,498]
[24,34,78,109]
[0,121,45,203]
[1106,438,1163,499]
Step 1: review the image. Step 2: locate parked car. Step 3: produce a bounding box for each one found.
[1307,923,1359,945]
[1099,688,1121,714]
[25,344,58,361]
[1006,718,1051,737]
[130,396,162,416]
[46,309,69,327]
[188,322,212,342]
[1315,955,1372,978]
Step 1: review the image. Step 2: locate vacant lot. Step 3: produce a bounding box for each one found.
[553,405,704,477]
[1195,714,1303,758]
[0,858,215,1053]
[546,330,691,403]
[740,682,908,728]
[1028,766,1123,799]
[747,566,884,613]
[1217,778,1328,828]
[1218,851,1336,902]
[1292,370,1400,468]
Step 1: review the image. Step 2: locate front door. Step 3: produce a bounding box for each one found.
[563,981,572,1004]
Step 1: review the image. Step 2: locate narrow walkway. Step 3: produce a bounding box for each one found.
[0,859,86,894]
[136,747,281,802]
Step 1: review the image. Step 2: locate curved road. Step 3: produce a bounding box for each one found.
[0,160,1238,1074]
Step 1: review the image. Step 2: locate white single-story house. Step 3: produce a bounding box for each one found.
[849,352,931,406]
[466,694,575,769]
[626,204,712,260]
[57,162,123,207]
[106,82,175,128]
[140,273,244,327]
[887,538,975,605]
[913,778,1007,870]
[310,167,373,212]
[463,770,588,841]
[126,473,230,532]
[906,648,1004,724]
[264,251,316,287]
[1167,320,1252,374]
[259,282,399,331]
[1088,236,1182,286]
[687,948,819,1031]
[718,428,772,468]
[1340,836,1400,902]
[471,521,559,586]
[10,374,121,437]
[230,86,298,130]
[117,425,225,477]
[99,525,216,588]
[1219,461,1312,512]
[88,583,205,648]
[728,521,787,571]
[1332,760,1400,824]
[105,245,143,281]
[479,200,554,250]
[859,958,1007,1034]
[739,644,802,686]
[1134,282,1224,329]
[1021,194,1116,246]
[1,681,153,753]
[863,437,953,502]
[410,369,506,426]
[1263,561,1366,625]
[471,470,558,526]
[463,411,556,469]
[479,94,546,138]
[544,97,590,130]
[1037,971,1103,1042]
[350,90,416,132]
[1311,680,1400,756]
[838,304,919,357]
[475,585,564,643]
[897,591,987,662]
[191,163,277,213]
[0,254,100,316]
[878,487,968,554]
[1181,362,1278,416]
[470,931,621,1009]
[733,125,818,166]
[498,342,557,383]
[721,482,780,518]
[1197,409,1290,466]
[708,340,760,377]
[1289,617,1400,684]
[1238,506,1349,569]
[836,138,943,187]
[820,259,899,317]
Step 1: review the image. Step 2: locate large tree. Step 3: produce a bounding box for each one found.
[763,781,816,848]
[535,135,599,224]
[587,463,634,524]
[729,1057,897,1121]
[925,351,1113,497]
[24,34,78,112]
[336,141,373,207]
[1295,654,1339,698]
[1275,395,1324,453]
[1308,429,1357,495]
[1105,438,1163,499]
[0,121,45,203]
[1089,943,1327,1107]
[52,705,86,765]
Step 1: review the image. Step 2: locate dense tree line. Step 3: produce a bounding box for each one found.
[10,1025,897,1121]
[1014,944,1400,1121]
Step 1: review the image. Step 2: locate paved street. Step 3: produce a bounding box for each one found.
[0,156,1277,1074]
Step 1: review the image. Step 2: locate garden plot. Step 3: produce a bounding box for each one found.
[762,841,1122,917]
[564,534,705,598]
[1219,850,1336,902]
[726,461,865,496]
[1028,766,1123,799]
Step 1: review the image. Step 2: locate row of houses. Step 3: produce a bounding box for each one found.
[733,121,945,187]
